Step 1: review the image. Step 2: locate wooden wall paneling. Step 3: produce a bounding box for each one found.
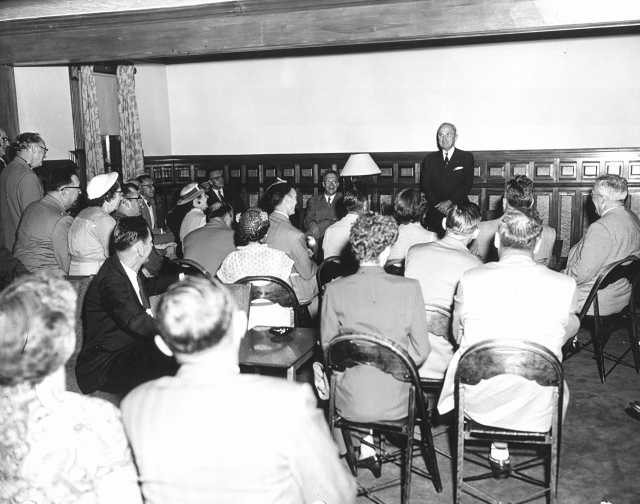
[0,65,19,140]
[628,189,640,218]
[534,190,552,226]
[486,189,505,221]
[558,190,576,257]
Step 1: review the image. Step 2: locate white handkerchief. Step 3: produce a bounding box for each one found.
[453,166,464,171]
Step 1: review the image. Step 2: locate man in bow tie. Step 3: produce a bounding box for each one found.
[420,122,475,235]
[304,170,342,241]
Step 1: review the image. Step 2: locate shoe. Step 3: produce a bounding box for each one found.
[357,455,382,478]
[626,401,640,421]
[488,455,511,479]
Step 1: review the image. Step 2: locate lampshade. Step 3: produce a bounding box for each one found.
[340,153,381,177]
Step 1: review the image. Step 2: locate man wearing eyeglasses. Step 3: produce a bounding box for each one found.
[13,162,80,275]
[0,132,46,251]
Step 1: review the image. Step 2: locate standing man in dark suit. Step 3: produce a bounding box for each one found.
[304,170,342,241]
[76,216,178,395]
[420,122,475,234]
[136,175,161,231]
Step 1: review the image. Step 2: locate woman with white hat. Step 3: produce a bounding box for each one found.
[177,182,208,242]
[68,172,122,275]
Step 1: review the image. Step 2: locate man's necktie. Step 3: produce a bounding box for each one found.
[444,153,449,167]
[136,274,150,309]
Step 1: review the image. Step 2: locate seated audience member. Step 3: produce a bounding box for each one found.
[471,175,556,265]
[177,182,208,243]
[68,172,122,275]
[76,216,178,395]
[13,163,81,275]
[0,132,46,251]
[0,127,8,172]
[0,273,141,503]
[0,247,28,291]
[322,189,367,259]
[183,202,235,276]
[387,188,437,263]
[566,174,640,315]
[260,179,319,313]
[115,183,173,277]
[438,208,579,474]
[218,208,295,327]
[321,214,430,468]
[405,202,482,379]
[135,174,160,231]
[121,276,356,504]
[304,170,342,241]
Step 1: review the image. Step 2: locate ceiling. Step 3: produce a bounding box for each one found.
[1,0,640,66]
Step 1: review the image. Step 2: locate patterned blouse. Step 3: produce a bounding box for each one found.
[217,242,294,284]
[0,374,142,504]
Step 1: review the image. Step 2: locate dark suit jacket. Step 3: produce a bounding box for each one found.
[420,148,474,205]
[304,193,342,239]
[206,186,246,215]
[76,255,176,393]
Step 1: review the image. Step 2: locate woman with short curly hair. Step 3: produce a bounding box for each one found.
[320,213,430,471]
[0,273,142,503]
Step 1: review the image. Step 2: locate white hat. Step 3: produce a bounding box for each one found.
[87,172,119,200]
[177,182,205,205]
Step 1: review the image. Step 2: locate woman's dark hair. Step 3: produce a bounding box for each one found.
[394,188,426,224]
[88,180,121,208]
[259,179,293,214]
[113,216,150,251]
[236,208,270,246]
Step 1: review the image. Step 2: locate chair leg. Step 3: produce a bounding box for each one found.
[593,315,607,383]
[402,432,414,504]
[629,299,640,373]
[341,427,359,477]
[419,420,442,492]
[455,419,465,504]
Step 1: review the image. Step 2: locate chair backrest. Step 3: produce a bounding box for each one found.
[317,256,346,292]
[172,257,212,280]
[235,275,300,308]
[455,339,562,388]
[579,254,640,319]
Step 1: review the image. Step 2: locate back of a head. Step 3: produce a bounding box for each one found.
[446,202,481,235]
[259,179,293,214]
[394,188,426,224]
[498,207,542,251]
[0,273,76,387]
[350,213,398,263]
[342,189,367,214]
[594,174,628,202]
[206,201,233,222]
[157,276,236,354]
[45,162,78,193]
[505,175,534,210]
[236,207,270,246]
[113,216,150,252]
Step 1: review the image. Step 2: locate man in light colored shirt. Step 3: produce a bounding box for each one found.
[304,170,342,240]
[471,175,556,266]
[13,162,81,275]
[565,174,640,315]
[136,175,158,230]
[438,208,579,472]
[0,132,46,250]
[405,202,482,379]
[121,276,356,504]
[322,189,367,259]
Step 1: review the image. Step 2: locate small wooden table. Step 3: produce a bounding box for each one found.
[238,326,317,381]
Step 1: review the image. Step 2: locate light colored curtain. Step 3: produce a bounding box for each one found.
[78,66,104,179]
[116,65,144,181]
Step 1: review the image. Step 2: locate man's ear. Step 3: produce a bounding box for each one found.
[502,197,507,211]
[441,217,447,232]
[493,231,501,251]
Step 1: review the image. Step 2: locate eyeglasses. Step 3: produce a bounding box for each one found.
[141,183,154,188]
[62,185,82,191]
[37,145,48,153]
[0,136,8,142]
[125,196,142,200]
